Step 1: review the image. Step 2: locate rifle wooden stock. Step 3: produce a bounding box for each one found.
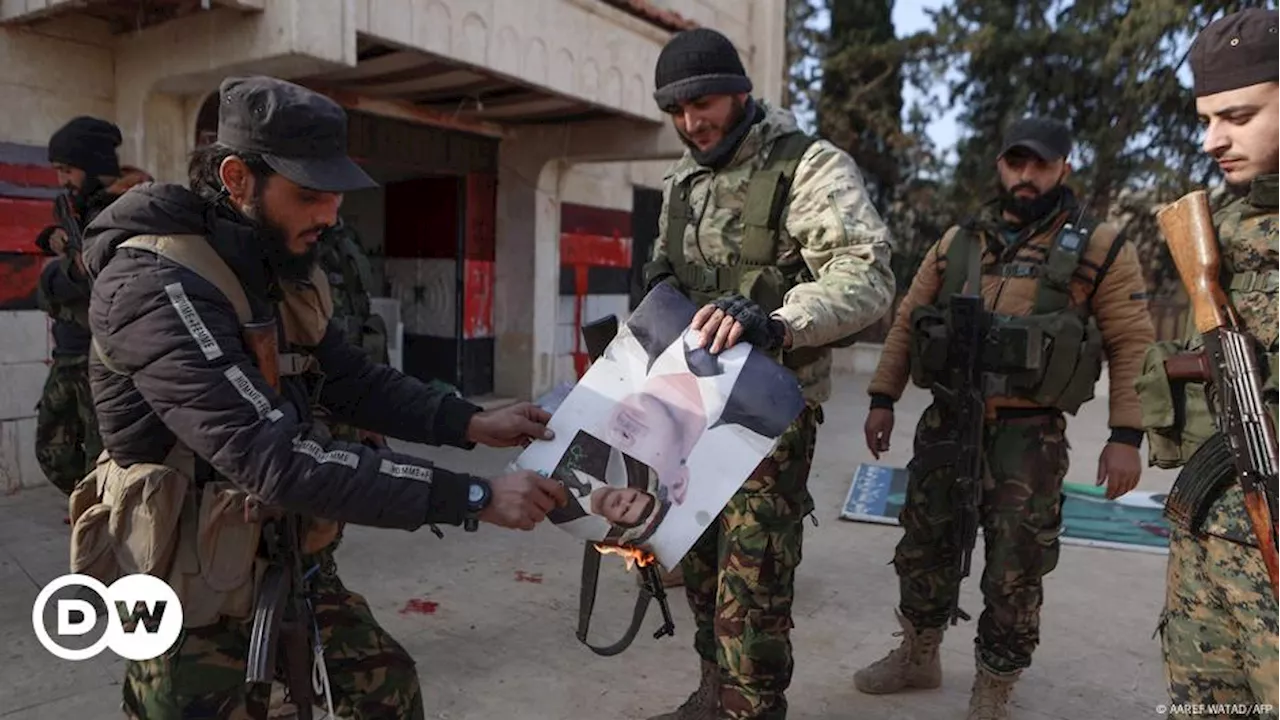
[1157,191,1235,333]
[243,320,281,391]
[1244,491,1279,591]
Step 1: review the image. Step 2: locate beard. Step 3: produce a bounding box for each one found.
[678,96,760,170]
[244,197,319,281]
[676,96,748,153]
[999,182,1067,225]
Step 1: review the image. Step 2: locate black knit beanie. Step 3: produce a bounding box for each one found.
[48,116,122,178]
[653,28,752,111]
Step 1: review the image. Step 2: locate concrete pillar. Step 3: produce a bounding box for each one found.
[493,136,562,400]
[492,115,683,400]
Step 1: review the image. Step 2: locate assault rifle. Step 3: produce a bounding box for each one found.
[928,291,987,625]
[575,314,677,656]
[1157,190,1279,596]
[243,319,333,718]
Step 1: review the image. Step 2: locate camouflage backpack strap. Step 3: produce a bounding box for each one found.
[92,234,252,378]
[118,234,253,324]
[740,131,816,264]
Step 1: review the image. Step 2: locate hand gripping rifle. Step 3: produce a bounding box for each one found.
[574,315,677,656]
[53,194,85,255]
[1158,190,1279,596]
[242,319,333,718]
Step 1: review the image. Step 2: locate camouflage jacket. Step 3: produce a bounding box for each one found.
[317,223,388,366]
[1196,174,1278,546]
[653,101,896,404]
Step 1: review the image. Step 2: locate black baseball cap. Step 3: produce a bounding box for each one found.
[216,76,376,193]
[999,117,1073,162]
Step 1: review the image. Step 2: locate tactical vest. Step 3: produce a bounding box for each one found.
[658,133,857,362]
[908,220,1108,415]
[69,234,339,628]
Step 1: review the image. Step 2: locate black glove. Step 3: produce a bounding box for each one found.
[711,293,787,352]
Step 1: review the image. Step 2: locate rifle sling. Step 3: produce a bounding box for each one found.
[576,541,655,657]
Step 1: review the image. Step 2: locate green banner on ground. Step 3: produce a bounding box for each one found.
[840,463,1170,554]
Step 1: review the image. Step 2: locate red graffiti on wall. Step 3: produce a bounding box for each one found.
[463,259,494,340]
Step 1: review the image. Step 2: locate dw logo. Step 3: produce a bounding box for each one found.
[31,574,183,661]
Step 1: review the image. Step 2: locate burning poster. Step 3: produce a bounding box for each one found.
[516,284,806,569]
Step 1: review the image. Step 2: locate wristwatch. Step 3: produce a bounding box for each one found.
[464,479,492,532]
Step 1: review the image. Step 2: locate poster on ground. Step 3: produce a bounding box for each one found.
[840,463,1171,553]
[516,284,806,569]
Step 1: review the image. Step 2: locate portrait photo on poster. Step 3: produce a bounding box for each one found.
[516,283,806,569]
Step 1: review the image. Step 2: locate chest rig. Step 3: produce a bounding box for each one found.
[659,132,859,363]
[909,218,1108,415]
[72,234,339,628]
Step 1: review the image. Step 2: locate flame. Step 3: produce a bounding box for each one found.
[594,543,656,572]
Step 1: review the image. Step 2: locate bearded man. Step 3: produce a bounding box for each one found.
[852,116,1156,720]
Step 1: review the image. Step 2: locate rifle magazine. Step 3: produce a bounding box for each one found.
[1165,433,1236,533]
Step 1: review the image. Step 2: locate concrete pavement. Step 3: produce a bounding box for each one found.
[0,371,1177,719]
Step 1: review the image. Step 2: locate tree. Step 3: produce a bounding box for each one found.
[915,0,1247,298]
[817,0,905,209]
[783,0,823,119]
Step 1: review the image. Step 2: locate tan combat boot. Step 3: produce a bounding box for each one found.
[965,666,1019,720]
[646,659,720,720]
[852,611,944,694]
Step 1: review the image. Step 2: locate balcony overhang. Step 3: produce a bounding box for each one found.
[294,36,661,140]
[0,0,262,30]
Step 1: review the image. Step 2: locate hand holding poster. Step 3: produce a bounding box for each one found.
[515,284,806,569]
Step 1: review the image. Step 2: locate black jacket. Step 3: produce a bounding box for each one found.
[83,183,480,531]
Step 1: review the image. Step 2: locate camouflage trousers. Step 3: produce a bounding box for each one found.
[1160,525,1279,717]
[894,403,1068,675]
[680,405,820,720]
[35,354,102,496]
[122,547,422,719]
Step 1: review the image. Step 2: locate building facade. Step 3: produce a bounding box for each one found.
[0,0,786,490]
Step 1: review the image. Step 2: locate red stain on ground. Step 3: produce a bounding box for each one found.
[399,598,439,615]
[514,571,543,584]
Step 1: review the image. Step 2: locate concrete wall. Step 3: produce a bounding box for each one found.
[0,0,789,433]
[0,17,116,491]
[0,16,116,146]
[0,311,51,493]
